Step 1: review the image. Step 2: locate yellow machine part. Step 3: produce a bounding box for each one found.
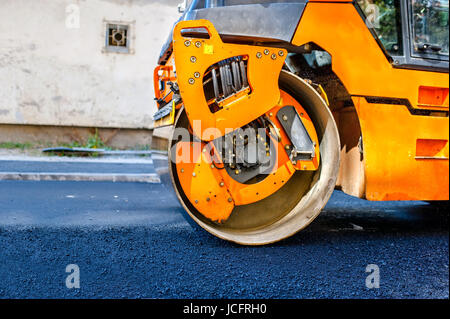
[153,100,176,128]
[172,19,287,141]
[175,142,235,223]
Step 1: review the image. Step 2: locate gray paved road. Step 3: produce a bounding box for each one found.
[0,180,448,298]
[0,159,155,174]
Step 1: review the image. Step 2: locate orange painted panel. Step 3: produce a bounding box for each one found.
[175,142,235,222]
[416,139,449,158]
[418,86,449,108]
[292,2,449,200]
[172,19,286,140]
[353,97,449,201]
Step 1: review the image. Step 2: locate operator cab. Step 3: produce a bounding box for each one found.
[357,0,449,72]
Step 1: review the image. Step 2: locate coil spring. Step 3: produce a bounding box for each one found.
[210,56,249,102]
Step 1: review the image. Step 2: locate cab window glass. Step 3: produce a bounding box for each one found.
[411,0,449,56]
[357,0,403,55]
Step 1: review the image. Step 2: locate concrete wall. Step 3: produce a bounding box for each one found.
[0,0,180,129]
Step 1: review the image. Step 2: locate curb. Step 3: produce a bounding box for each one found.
[0,155,153,164]
[0,172,161,183]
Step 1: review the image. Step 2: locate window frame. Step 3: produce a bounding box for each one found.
[355,0,449,72]
[406,0,449,61]
[102,20,135,55]
[393,0,448,71]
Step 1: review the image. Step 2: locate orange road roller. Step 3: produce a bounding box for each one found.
[152,0,449,245]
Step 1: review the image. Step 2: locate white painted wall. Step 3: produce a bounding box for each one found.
[0,0,181,129]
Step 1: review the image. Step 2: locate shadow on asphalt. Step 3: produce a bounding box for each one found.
[200,192,449,248]
[181,202,449,249]
[276,200,449,248]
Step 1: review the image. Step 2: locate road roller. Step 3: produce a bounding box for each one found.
[152,0,449,245]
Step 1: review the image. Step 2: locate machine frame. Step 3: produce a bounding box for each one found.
[152,0,449,244]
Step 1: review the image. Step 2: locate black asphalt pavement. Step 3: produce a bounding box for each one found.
[0,179,448,299]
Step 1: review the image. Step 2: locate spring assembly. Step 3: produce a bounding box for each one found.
[210,56,249,102]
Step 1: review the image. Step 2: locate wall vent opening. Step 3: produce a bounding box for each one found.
[104,22,133,54]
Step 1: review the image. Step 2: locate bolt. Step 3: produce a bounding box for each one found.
[285,145,290,150]
[256,52,262,59]
[235,170,240,175]
[278,50,284,57]
[303,165,307,170]
[180,168,184,173]
[184,40,191,47]
[219,182,224,187]
[206,197,210,202]
[192,172,196,177]
[190,56,197,63]
[194,72,200,78]
[264,49,270,55]
[188,78,195,85]
[195,200,198,204]
[269,112,273,117]
[195,41,201,48]
[228,197,233,203]
[271,53,277,60]
[282,115,288,121]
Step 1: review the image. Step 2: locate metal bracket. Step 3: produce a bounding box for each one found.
[277,105,315,161]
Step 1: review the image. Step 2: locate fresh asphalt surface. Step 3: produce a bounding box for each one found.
[0,162,448,298]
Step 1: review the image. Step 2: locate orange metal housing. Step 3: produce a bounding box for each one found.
[174,90,320,222]
[172,19,287,140]
[289,1,449,201]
